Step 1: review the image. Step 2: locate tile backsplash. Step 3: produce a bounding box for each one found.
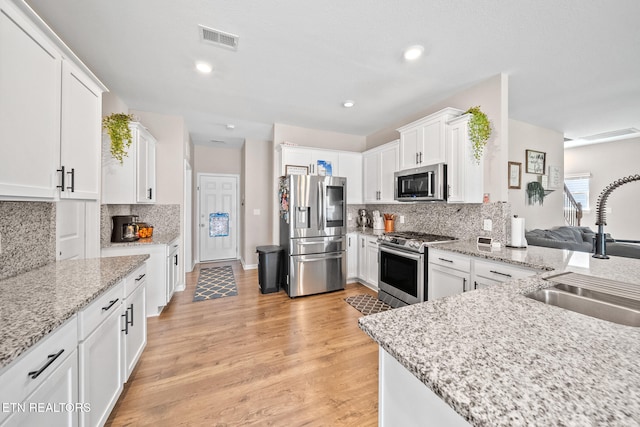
[0,201,55,280]
[349,202,510,243]
[100,204,180,245]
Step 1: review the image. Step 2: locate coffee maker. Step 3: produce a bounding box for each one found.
[111,215,140,242]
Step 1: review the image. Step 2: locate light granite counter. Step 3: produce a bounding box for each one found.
[0,255,149,370]
[346,227,385,237]
[359,246,640,425]
[101,231,180,248]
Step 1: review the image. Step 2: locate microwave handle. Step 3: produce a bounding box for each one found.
[427,171,433,197]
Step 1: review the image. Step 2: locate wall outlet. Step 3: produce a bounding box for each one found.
[253,209,261,215]
[399,215,405,224]
[483,219,492,232]
[347,212,352,221]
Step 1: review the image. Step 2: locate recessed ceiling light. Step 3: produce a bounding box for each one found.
[195,61,213,74]
[226,124,235,130]
[343,100,355,108]
[403,45,424,61]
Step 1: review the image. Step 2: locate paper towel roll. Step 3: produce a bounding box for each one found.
[510,216,527,248]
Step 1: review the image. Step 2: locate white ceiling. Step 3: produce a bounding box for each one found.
[24,0,640,149]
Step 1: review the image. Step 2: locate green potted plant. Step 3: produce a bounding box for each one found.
[102,113,134,164]
[526,181,546,205]
[465,106,492,163]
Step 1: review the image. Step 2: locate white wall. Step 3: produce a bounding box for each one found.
[565,137,640,240]
[508,119,565,230]
[273,123,366,152]
[366,74,509,201]
[242,139,272,267]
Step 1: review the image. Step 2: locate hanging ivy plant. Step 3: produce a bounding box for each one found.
[102,113,134,164]
[465,106,492,163]
[526,181,546,205]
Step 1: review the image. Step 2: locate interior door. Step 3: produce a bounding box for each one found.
[199,174,238,261]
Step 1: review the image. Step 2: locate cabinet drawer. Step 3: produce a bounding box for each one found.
[124,264,147,299]
[474,259,537,282]
[78,280,124,341]
[0,317,77,419]
[428,249,471,272]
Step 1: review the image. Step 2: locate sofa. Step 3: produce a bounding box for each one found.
[525,226,640,259]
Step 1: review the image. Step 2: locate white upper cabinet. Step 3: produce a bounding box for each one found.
[0,0,104,201]
[446,114,483,203]
[397,108,463,171]
[102,122,157,204]
[363,140,399,204]
[337,151,363,204]
[0,0,61,199]
[280,146,340,176]
[60,61,102,200]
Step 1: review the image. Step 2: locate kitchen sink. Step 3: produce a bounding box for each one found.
[526,273,640,327]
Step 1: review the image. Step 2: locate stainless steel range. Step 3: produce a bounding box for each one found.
[378,231,456,308]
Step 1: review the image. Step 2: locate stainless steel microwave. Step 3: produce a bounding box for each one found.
[394,163,447,202]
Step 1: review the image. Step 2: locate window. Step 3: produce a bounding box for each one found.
[565,173,591,211]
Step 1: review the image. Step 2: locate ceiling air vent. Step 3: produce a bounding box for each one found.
[199,25,239,50]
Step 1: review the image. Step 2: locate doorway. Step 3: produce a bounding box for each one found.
[198,174,239,262]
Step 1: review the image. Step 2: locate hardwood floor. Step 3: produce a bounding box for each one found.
[106,261,379,426]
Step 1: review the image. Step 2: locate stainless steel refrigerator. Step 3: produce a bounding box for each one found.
[279,174,347,297]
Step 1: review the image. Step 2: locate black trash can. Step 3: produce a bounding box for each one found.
[256,245,284,294]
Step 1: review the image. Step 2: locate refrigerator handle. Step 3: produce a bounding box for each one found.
[318,181,325,230]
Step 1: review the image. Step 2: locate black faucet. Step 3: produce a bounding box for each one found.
[593,174,640,259]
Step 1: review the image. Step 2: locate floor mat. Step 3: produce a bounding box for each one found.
[193,266,238,302]
[345,294,392,316]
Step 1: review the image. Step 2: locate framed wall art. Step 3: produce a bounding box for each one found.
[285,164,309,176]
[508,161,522,189]
[547,165,561,189]
[525,149,546,174]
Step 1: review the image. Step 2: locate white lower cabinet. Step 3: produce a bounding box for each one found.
[78,281,124,427]
[428,249,471,300]
[346,233,358,280]
[122,265,147,383]
[0,317,78,427]
[428,248,542,300]
[102,239,180,317]
[355,233,379,290]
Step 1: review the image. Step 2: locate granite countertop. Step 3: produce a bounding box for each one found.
[346,227,385,237]
[101,231,180,248]
[0,255,149,370]
[359,248,640,425]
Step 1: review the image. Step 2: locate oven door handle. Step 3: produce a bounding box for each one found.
[379,245,423,261]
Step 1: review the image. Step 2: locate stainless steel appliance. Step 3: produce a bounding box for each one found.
[378,231,456,307]
[394,163,447,202]
[111,215,140,242]
[280,175,347,297]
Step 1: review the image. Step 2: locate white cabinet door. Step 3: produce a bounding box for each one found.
[346,233,358,280]
[421,118,446,166]
[56,200,86,261]
[399,127,421,170]
[78,306,123,427]
[311,150,339,176]
[357,234,367,280]
[363,140,399,203]
[102,122,157,204]
[7,350,79,427]
[0,1,61,199]
[337,152,363,204]
[281,147,313,174]
[60,61,102,200]
[167,241,179,302]
[366,237,379,289]
[428,264,470,300]
[123,282,146,383]
[136,127,156,203]
[379,143,399,203]
[446,114,483,203]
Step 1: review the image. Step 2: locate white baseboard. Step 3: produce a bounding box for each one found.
[241,259,258,270]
